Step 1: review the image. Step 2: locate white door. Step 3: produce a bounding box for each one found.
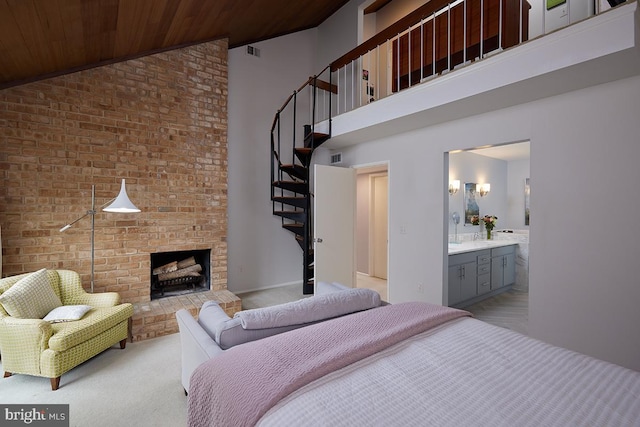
[314,165,356,291]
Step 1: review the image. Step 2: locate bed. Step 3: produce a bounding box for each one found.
[187,301,640,426]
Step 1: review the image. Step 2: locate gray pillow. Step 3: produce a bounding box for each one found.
[235,288,381,329]
[197,301,303,350]
[197,288,382,350]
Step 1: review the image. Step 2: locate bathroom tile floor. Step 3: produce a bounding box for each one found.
[464,289,529,335]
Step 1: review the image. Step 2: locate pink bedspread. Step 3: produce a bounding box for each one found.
[187,302,470,427]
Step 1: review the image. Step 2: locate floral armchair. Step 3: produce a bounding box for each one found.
[0,269,133,390]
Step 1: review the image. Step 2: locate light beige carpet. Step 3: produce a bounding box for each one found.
[0,333,186,427]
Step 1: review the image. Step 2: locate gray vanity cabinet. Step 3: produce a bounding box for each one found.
[491,245,516,290]
[448,245,516,307]
[448,252,477,306]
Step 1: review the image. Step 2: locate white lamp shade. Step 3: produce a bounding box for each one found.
[103,179,141,213]
[449,179,460,193]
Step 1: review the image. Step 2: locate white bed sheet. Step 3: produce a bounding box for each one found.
[259,318,640,426]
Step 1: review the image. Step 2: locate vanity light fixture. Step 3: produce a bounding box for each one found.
[448,179,460,195]
[477,183,491,197]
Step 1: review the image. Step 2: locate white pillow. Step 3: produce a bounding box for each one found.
[43,305,92,323]
[0,269,62,319]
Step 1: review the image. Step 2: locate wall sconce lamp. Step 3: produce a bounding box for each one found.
[448,180,460,195]
[60,179,140,292]
[477,183,491,197]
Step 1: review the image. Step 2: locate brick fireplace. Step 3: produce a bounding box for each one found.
[150,249,211,299]
[0,39,241,340]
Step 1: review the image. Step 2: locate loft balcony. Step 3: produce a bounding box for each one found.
[308,0,639,148]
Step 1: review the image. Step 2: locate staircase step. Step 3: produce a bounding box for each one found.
[272,180,307,194]
[294,148,312,165]
[282,223,305,236]
[295,235,314,252]
[274,210,306,222]
[280,164,307,181]
[304,131,330,149]
[273,196,307,209]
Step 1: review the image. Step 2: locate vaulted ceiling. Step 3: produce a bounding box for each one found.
[0,0,351,89]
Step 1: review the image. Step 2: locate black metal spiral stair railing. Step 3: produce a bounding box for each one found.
[270,68,335,294]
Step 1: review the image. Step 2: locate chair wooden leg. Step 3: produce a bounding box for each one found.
[4,371,12,378]
[50,377,60,391]
[120,338,127,349]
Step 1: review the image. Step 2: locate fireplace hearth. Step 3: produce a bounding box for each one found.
[150,249,211,300]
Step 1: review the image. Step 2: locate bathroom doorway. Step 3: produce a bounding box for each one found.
[447,141,530,334]
[355,162,389,300]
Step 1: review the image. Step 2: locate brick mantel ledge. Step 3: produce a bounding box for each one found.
[131,290,241,341]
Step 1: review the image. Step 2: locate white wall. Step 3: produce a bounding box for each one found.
[507,158,531,229]
[449,152,509,235]
[227,29,317,293]
[316,0,367,69]
[375,0,426,31]
[336,74,640,371]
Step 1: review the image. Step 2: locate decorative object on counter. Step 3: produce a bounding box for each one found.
[464,182,479,225]
[476,183,491,197]
[484,215,498,239]
[448,179,460,195]
[471,215,498,240]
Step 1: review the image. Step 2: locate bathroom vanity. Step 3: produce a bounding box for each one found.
[447,241,516,308]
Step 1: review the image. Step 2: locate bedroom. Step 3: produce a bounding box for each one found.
[1,0,639,424]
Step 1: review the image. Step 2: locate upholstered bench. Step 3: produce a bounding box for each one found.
[176,282,381,393]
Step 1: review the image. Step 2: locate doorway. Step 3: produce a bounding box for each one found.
[447,141,530,334]
[355,163,389,300]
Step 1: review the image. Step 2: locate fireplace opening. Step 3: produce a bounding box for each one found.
[150,249,211,300]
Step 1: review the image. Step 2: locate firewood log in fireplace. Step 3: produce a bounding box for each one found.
[153,261,178,275]
[157,262,202,282]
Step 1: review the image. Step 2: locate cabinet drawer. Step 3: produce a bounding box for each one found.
[491,245,516,257]
[477,274,491,295]
[477,263,491,275]
[449,251,477,266]
[476,250,491,265]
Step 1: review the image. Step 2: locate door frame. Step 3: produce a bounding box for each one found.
[354,161,390,295]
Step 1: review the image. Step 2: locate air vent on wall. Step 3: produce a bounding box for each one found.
[330,153,342,165]
[246,45,260,57]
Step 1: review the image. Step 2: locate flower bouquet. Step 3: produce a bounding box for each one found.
[471,215,498,239]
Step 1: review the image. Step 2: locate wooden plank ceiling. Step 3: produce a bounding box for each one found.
[0,0,351,89]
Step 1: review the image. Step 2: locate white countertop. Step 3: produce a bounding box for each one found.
[448,239,519,255]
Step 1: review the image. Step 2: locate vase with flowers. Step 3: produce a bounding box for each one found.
[471,215,498,239]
